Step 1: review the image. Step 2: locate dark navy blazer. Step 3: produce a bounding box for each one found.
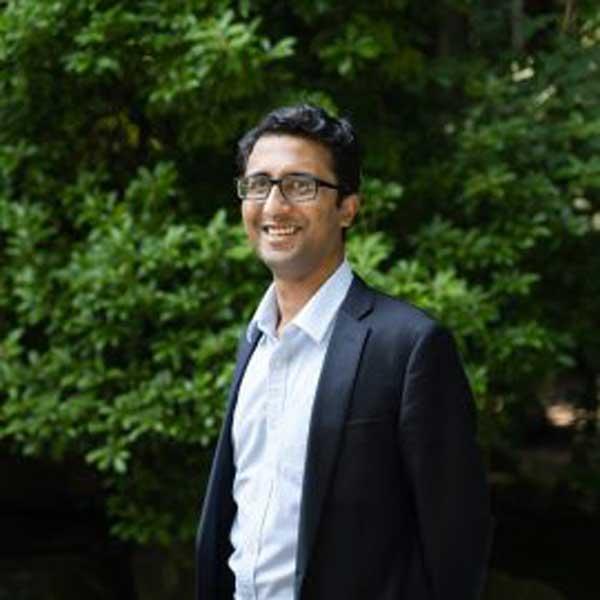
[196,276,493,600]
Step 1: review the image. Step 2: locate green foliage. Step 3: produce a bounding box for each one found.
[1,0,599,545]
[411,27,600,431]
[0,165,265,539]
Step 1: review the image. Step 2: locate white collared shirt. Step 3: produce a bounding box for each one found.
[229,259,354,600]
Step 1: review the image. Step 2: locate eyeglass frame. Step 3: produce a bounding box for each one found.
[235,173,347,204]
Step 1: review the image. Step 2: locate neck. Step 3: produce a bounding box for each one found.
[273,257,344,335]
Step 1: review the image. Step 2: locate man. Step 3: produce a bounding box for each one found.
[196,104,492,600]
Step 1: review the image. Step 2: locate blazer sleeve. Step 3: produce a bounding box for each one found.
[399,323,493,600]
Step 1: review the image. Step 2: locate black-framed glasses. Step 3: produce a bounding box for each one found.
[236,174,343,203]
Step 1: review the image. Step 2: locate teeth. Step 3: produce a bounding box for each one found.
[264,225,298,235]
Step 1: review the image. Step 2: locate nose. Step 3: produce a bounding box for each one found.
[262,181,291,213]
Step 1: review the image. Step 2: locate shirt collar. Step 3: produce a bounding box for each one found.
[247,259,354,344]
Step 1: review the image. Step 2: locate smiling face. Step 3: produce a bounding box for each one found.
[241,134,359,285]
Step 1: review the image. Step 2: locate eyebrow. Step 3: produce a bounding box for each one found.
[244,171,318,178]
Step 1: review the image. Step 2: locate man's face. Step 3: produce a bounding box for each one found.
[241,134,358,283]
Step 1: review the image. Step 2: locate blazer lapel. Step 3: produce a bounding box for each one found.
[198,326,261,540]
[217,325,262,469]
[228,326,262,415]
[220,325,262,473]
[295,277,374,594]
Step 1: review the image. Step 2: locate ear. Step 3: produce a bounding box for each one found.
[338,193,360,229]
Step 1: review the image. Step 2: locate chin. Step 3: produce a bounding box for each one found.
[260,246,299,266]
[262,255,311,281]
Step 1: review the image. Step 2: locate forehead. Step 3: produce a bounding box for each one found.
[245,134,334,176]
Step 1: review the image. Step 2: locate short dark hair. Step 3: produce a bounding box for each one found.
[236,104,361,197]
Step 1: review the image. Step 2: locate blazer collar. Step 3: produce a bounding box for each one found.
[338,274,375,321]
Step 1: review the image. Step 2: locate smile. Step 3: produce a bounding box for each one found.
[261,225,301,236]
